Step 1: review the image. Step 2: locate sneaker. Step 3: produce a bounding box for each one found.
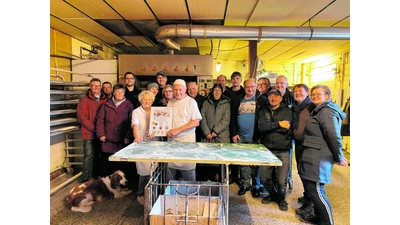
[296,200,314,216]
[261,196,276,204]
[298,214,321,224]
[137,196,145,205]
[258,186,268,195]
[278,200,288,211]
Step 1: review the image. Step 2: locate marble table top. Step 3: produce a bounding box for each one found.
[109,141,282,166]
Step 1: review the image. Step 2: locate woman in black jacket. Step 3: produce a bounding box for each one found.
[298,85,348,224]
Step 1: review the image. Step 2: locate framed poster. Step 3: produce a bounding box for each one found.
[149,107,173,136]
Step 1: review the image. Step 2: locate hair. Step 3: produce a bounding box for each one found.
[293,83,309,93]
[90,78,101,83]
[124,71,135,79]
[257,77,271,85]
[230,71,242,79]
[138,90,155,102]
[217,75,227,81]
[310,85,332,100]
[102,81,112,87]
[112,83,125,92]
[211,83,223,92]
[187,81,198,87]
[162,84,173,97]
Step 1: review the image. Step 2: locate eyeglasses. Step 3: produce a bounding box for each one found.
[164,90,173,93]
[311,92,327,97]
[244,86,256,89]
[257,83,268,86]
[125,78,135,80]
[90,85,101,87]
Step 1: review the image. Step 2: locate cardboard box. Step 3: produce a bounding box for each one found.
[149,195,223,225]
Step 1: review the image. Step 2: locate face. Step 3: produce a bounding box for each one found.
[187,82,198,98]
[163,87,174,100]
[213,87,222,100]
[113,88,125,102]
[102,83,112,95]
[275,76,288,94]
[140,93,154,110]
[156,75,167,87]
[173,84,187,100]
[311,88,329,106]
[149,87,158,97]
[293,86,308,104]
[268,94,282,108]
[243,80,256,97]
[124,74,135,87]
[231,76,242,87]
[90,81,101,95]
[257,79,270,94]
[217,76,226,87]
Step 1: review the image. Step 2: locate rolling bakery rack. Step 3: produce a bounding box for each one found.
[109,141,282,225]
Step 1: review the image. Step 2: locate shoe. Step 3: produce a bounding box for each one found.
[296,200,314,216]
[137,196,145,205]
[258,186,268,195]
[261,196,276,204]
[278,200,288,211]
[251,188,260,198]
[298,196,305,204]
[298,214,321,224]
[238,186,250,195]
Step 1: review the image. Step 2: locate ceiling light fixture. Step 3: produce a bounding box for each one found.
[216,62,221,72]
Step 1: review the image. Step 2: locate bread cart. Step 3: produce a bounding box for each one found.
[109,141,282,225]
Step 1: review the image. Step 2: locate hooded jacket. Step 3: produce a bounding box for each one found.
[200,94,231,143]
[299,100,346,184]
[77,89,108,140]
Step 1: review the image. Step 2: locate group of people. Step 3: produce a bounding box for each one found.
[76,70,348,224]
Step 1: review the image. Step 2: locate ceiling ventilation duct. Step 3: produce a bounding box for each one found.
[155,24,350,52]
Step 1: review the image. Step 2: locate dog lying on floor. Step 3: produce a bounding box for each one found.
[67,170,132,213]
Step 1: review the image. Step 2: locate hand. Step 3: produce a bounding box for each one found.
[124,138,130,144]
[336,158,349,166]
[167,129,178,138]
[279,120,291,129]
[100,136,106,142]
[232,135,240,143]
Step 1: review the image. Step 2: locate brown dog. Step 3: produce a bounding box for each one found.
[67,170,132,213]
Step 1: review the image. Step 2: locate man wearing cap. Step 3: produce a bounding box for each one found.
[166,79,203,182]
[155,71,170,100]
[147,82,163,106]
[258,88,292,211]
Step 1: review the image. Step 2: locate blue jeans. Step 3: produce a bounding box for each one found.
[81,139,100,181]
[260,150,290,201]
[238,137,262,189]
[303,179,334,225]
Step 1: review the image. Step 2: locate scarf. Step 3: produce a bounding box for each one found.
[291,95,311,130]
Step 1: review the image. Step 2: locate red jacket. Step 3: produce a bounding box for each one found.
[77,89,108,140]
[96,98,133,153]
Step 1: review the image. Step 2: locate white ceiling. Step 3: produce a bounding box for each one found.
[50,0,350,64]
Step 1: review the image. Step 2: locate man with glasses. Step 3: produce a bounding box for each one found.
[77,78,108,182]
[230,78,264,196]
[123,71,141,108]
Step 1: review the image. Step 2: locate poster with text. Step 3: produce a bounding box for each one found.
[149,107,173,136]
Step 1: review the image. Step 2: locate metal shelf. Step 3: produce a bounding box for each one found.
[50,118,78,126]
[50,109,76,116]
[50,99,80,105]
[50,81,89,86]
[50,126,80,137]
[50,90,86,95]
